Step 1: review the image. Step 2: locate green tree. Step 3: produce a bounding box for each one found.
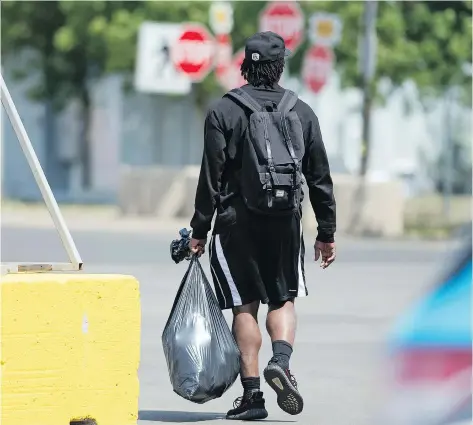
[1,1,144,187]
[234,1,472,233]
[231,2,471,179]
[1,1,221,187]
[232,1,472,101]
[51,1,143,187]
[2,1,471,190]
[1,1,68,188]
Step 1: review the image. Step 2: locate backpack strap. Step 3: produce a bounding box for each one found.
[278,93,301,205]
[282,120,300,169]
[225,88,263,113]
[277,89,298,114]
[279,90,300,170]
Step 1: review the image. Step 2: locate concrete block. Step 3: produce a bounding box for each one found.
[179,166,200,217]
[1,273,140,425]
[302,175,405,237]
[117,166,405,237]
[118,166,180,215]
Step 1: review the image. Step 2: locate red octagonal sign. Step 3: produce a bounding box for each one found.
[302,45,334,94]
[172,23,215,82]
[227,48,247,90]
[259,1,305,53]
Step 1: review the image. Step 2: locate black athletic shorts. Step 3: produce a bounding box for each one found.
[209,202,307,310]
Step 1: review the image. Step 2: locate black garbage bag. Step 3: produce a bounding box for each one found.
[162,256,240,404]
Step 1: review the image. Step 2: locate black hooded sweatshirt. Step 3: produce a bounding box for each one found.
[190,83,336,243]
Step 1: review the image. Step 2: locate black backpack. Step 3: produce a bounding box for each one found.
[225,88,305,216]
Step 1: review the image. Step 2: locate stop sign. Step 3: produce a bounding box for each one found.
[231,49,247,89]
[215,33,233,81]
[302,45,334,94]
[259,1,305,53]
[219,48,246,91]
[172,23,215,82]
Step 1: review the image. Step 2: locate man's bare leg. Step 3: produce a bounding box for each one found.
[264,299,304,415]
[232,301,261,379]
[226,301,268,420]
[266,299,297,345]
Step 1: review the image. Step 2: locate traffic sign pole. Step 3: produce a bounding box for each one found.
[221,48,245,90]
[209,2,234,89]
[304,12,343,98]
[215,33,233,89]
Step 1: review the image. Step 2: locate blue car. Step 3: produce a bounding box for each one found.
[381,235,472,425]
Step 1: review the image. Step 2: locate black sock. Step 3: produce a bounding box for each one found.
[271,340,293,368]
[241,376,260,397]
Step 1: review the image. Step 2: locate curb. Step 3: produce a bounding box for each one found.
[1,210,190,234]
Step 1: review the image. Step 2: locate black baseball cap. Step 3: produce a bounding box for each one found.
[245,31,291,63]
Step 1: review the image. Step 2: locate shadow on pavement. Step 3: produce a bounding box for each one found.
[138,411,225,422]
[138,410,296,423]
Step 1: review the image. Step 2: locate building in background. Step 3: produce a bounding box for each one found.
[1,52,471,204]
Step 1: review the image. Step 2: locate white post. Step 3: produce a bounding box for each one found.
[0,74,83,271]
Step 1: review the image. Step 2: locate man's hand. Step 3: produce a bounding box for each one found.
[190,238,207,257]
[314,240,336,269]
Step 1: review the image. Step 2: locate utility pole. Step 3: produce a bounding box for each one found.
[443,89,454,222]
[348,0,378,233]
[359,0,378,177]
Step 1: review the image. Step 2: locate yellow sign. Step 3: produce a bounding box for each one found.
[209,2,234,35]
[309,13,342,46]
[317,20,335,38]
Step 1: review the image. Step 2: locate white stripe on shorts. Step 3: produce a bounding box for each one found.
[209,236,227,309]
[215,234,242,306]
[297,225,307,297]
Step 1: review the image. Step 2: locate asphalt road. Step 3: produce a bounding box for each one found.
[1,225,456,425]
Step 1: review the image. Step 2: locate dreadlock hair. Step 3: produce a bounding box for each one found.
[240,57,285,87]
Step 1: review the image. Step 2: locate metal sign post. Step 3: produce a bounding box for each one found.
[0,73,83,275]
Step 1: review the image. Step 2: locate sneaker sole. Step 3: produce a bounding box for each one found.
[264,365,303,415]
[226,408,268,421]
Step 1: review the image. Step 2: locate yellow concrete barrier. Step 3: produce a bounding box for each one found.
[1,274,141,425]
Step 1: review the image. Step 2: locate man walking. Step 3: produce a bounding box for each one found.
[190,31,336,420]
